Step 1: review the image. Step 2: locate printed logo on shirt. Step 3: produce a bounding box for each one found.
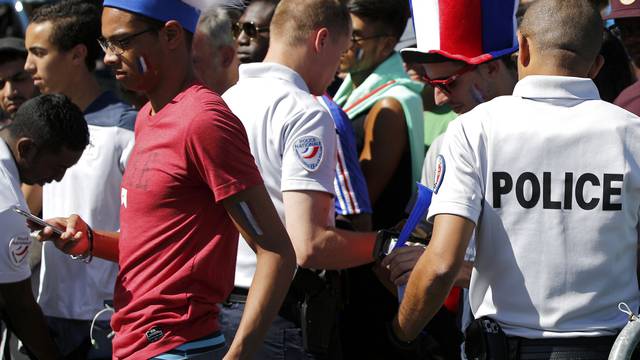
[145,326,164,343]
[294,135,324,172]
[433,155,446,194]
[8,235,30,267]
[121,187,128,208]
[492,172,624,211]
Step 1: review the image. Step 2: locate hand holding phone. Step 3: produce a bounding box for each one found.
[12,206,64,236]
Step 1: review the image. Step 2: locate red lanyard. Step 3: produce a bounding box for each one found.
[342,80,397,113]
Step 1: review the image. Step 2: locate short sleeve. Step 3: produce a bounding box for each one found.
[117,108,137,173]
[426,117,484,225]
[0,207,31,284]
[186,106,263,202]
[281,108,337,195]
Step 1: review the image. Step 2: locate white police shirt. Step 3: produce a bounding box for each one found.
[0,140,31,284]
[428,76,640,338]
[223,63,337,288]
[38,93,135,320]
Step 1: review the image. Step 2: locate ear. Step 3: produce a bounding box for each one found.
[587,54,605,79]
[313,28,330,54]
[482,58,501,77]
[219,45,236,68]
[70,43,88,67]
[380,35,397,56]
[163,20,185,50]
[15,137,37,163]
[517,31,530,68]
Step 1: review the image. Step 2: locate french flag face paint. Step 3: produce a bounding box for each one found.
[401,0,519,65]
[137,56,149,74]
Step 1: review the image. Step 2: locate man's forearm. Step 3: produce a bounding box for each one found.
[92,231,120,262]
[298,228,376,269]
[1,279,59,359]
[225,249,296,359]
[394,247,462,341]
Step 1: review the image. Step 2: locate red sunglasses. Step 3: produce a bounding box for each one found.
[422,64,477,94]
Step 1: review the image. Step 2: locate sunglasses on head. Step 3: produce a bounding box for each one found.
[233,21,269,39]
[422,63,477,94]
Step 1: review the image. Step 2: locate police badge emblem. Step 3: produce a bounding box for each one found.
[294,135,324,172]
[433,155,446,194]
[9,235,30,267]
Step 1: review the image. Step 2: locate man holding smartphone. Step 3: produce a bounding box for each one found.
[0,93,90,359]
[37,1,297,359]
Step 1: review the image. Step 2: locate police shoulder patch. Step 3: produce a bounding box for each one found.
[433,155,446,194]
[294,135,324,172]
[8,235,30,267]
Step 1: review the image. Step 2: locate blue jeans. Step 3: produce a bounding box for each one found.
[45,316,112,359]
[151,331,225,360]
[219,303,314,360]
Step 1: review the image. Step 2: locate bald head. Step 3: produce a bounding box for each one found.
[520,0,602,72]
[270,0,350,47]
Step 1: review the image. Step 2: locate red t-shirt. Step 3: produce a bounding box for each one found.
[112,83,262,359]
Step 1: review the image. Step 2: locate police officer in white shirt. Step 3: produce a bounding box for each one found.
[391,0,640,359]
[223,0,378,358]
[0,94,89,359]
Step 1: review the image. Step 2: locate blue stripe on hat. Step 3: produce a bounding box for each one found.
[481,0,518,57]
[103,0,200,33]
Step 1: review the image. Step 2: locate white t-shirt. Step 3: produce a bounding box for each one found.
[0,140,31,284]
[38,92,135,320]
[428,75,640,338]
[223,63,337,288]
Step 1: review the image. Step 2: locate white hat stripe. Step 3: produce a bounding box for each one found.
[411,0,440,55]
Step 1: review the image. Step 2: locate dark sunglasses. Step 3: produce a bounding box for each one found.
[422,63,477,94]
[233,21,269,39]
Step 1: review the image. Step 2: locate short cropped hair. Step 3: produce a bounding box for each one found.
[30,0,101,72]
[8,94,89,153]
[347,0,410,41]
[519,0,602,69]
[270,0,351,46]
[197,7,235,49]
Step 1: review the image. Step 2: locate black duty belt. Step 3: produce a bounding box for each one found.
[508,335,616,360]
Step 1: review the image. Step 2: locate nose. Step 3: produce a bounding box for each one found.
[24,54,36,75]
[103,47,119,66]
[237,30,250,46]
[433,87,450,106]
[4,80,16,97]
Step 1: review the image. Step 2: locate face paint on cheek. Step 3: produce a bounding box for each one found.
[137,55,149,74]
[355,48,364,62]
[470,84,486,104]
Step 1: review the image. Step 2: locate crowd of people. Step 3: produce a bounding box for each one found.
[0,0,639,359]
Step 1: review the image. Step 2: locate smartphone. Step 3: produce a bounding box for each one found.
[12,206,64,236]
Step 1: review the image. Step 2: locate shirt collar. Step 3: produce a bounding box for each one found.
[238,62,310,93]
[513,75,601,101]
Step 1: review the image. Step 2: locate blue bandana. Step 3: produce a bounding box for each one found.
[103,0,200,33]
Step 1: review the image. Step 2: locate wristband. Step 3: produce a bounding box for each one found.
[71,225,94,264]
[386,321,416,351]
[373,230,399,260]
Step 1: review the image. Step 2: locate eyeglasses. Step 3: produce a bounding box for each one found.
[233,21,269,39]
[422,64,477,94]
[98,28,157,55]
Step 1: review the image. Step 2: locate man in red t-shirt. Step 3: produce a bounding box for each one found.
[36,1,296,359]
